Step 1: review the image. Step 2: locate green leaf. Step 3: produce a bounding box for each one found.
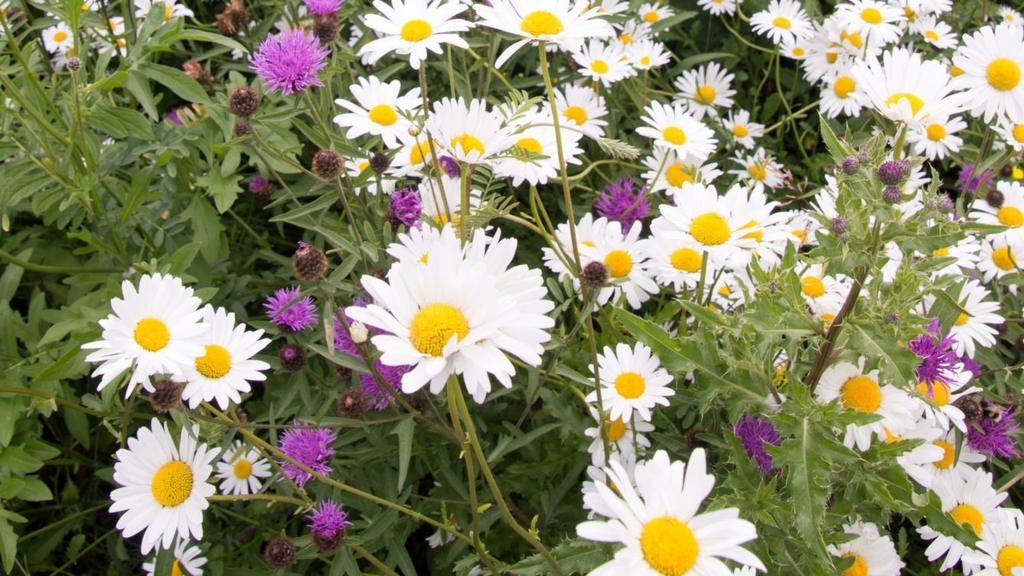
[182,194,225,264]
[0,519,16,574]
[848,323,918,386]
[818,115,854,163]
[677,299,729,329]
[679,51,739,69]
[165,29,247,54]
[196,170,242,214]
[268,192,336,224]
[15,477,53,502]
[391,418,414,492]
[0,446,44,474]
[136,62,211,105]
[87,103,155,140]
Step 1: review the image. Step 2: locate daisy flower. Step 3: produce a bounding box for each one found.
[978,237,1022,282]
[142,539,206,576]
[425,97,515,165]
[947,279,1004,358]
[83,274,207,397]
[918,468,1009,572]
[584,217,660,309]
[970,508,1024,576]
[541,212,602,279]
[779,38,809,60]
[834,0,903,48]
[389,133,438,177]
[418,174,481,226]
[827,521,905,576]
[926,234,981,278]
[970,180,1024,245]
[180,306,270,410]
[916,16,957,49]
[820,69,868,118]
[995,111,1024,151]
[653,183,758,270]
[134,0,193,20]
[642,228,712,291]
[626,39,671,71]
[584,409,654,464]
[553,84,608,139]
[358,0,472,70]
[814,359,922,451]
[907,114,966,160]
[475,0,615,67]
[749,0,814,46]
[803,24,852,83]
[952,24,1024,121]
[897,424,986,489]
[573,40,634,86]
[721,109,764,150]
[637,2,673,24]
[578,449,766,575]
[673,62,736,119]
[642,149,722,198]
[110,418,220,554]
[998,5,1023,26]
[723,184,793,268]
[853,47,962,124]
[250,29,329,95]
[730,148,786,191]
[586,343,673,423]
[41,22,74,54]
[493,113,583,186]
[697,0,736,16]
[615,20,652,47]
[215,441,272,495]
[636,100,717,162]
[333,76,421,149]
[347,226,555,403]
[797,263,849,314]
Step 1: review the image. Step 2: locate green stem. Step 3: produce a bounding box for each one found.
[351,543,400,576]
[209,493,307,506]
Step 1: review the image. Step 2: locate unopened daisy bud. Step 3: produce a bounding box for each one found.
[336,388,366,418]
[279,343,306,372]
[883,186,903,204]
[878,159,910,186]
[148,379,183,413]
[311,149,344,180]
[985,189,1005,209]
[407,125,420,137]
[228,86,261,117]
[580,261,609,290]
[349,321,368,344]
[264,536,297,569]
[233,121,251,137]
[841,156,859,175]
[66,57,81,72]
[293,241,328,281]
[369,152,390,174]
[312,13,339,44]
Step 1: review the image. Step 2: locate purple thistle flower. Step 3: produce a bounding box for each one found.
[734,415,782,474]
[250,29,329,96]
[958,164,994,197]
[967,408,1019,459]
[265,286,319,332]
[360,361,407,410]
[908,318,962,387]
[279,425,336,487]
[594,177,650,230]
[249,175,270,194]
[439,155,461,178]
[307,499,352,540]
[389,187,422,228]
[166,108,183,125]
[303,0,341,16]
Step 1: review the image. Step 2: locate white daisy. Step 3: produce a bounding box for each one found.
[827,521,905,576]
[906,114,966,160]
[779,38,810,60]
[749,0,814,46]
[584,409,654,464]
[553,84,608,139]
[834,0,903,48]
[492,111,583,187]
[642,149,722,198]
[915,370,980,432]
[613,21,652,48]
[995,111,1024,152]
[215,441,272,495]
[723,184,792,269]
[673,62,736,119]
[425,97,515,165]
[652,183,758,270]
[142,539,206,576]
[476,0,615,67]
[918,467,1009,572]
[697,0,736,16]
[347,226,555,403]
[947,279,1004,358]
[358,0,473,70]
[636,100,717,162]
[626,39,671,71]
[853,47,963,124]
[952,24,1024,121]
[418,174,481,226]
[586,343,674,423]
[41,22,74,54]
[134,0,193,21]
[897,424,985,489]
[916,16,957,49]
[641,227,712,291]
[577,449,766,575]
[573,39,634,86]
[730,148,786,191]
[180,306,270,410]
[388,132,438,178]
[970,508,1024,576]
[637,2,673,25]
[970,180,1024,245]
[978,237,1022,282]
[83,274,207,397]
[721,109,765,150]
[333,75,421,149]
[820,69,868,118]
[110,418,219,554]
[583,217,660,309]
[797,263,849,315]
[926,234,981,279]
[998,5,1024,27]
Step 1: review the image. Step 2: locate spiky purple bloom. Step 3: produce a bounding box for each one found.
[878,159,910,186]
[250,29,329,96]
[278,425,336,487]
[594,177,650,230]
[249,175,270,194]
[265,286,319,332]
[958,164,994,197]
[303,0,341,16]
[439,155,461,178]
[389,187,422,228]
[960,354,983,378]
[307,500,352,540]
[967,409,1019,459]
[908,319,962,387]
[734,415,782,474]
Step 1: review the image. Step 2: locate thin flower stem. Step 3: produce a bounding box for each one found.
[209,493,308,506]
[350,543,400,576]
[582,293,612,464]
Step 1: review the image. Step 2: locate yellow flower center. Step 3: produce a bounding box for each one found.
[904,6,916,20]
[950,64,965,76]
[801,276,826,298]
[662,126,687,145]
[400,19,433,42]
[997,545,1024,576]
[640,516,699,576]
[739,219,762,242]
[792,46,806,56]
[54,30,69,42]
[695,85,717,104]
[564,105,588,125]
[916,380,950,406]
[665,163,693,187]
[993,246,1016,270]
[520,11,563,36]
[151,461,194,507]
[925,29,939,42]
[614,371,645,399]
[773,16,791,29]
[885,92,925,115]
[409,303,469,356]
[927,123,946,141]
[1012,124,1024,143]
[860,7,882,23]
[933,439,956,469]
[451,133,485,157]
[883,427,902,443]
[515,137,543,154]
[409,140,429,165]
[163,3,173,20]
[233,458,253,479]
[747,163,768,181]
[951,503,984,536]
[643,10,659,23]
[987,58,1021,91]
[640,55,651,66]
[840,375,881,413]
[933,247,950,257]
[690,213,730,246]
[591,60,609,74]
[732,124,749,138]
[134,318,170,352]
[670,247,702,272]
[1016,166,1024,180]
[195,344,232,379]
[998,206,1023,227]
[620,33,633,44]
[955,312,969,326]
[826,51,838,64]
[368,104,398,126]
[604,249,633,278]
[841,30,863,48]
[833,76,856,99]
[607,417,627,442]
[171,559,184,576]
[842,554,869,576]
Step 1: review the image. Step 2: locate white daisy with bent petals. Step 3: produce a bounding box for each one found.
[749,0,813,46]
[425,97,515,165]
[853,47,962,124]
[475,0,615,68]
[333,75,421,149]
[109,418,219,554]
[358,0,472,70]
[952,24,1024,122]
[916,16,957,50]
[347,226,555,404]
[142,539,206,576]
[673,62,736,119]
[553,84,608,139]
[995,111,1024,152]
[642,149,722,198]
[970,508,1024,576]
[181,306,270,410]
[834,0,903,48]
[637,100,717,162]
[83,274,207,397]
[897,424,985,489]
[492,111,583,187]
[586,343,673,423]
[637,2,673,25]
[215,441,272,495]
[978,237,1022,283]
[698,0,736,16]
[918,467,1009,572]
[578,449,766,575]
[947,279,1004,358]
[573,39,634,86]
[827,521,905,576]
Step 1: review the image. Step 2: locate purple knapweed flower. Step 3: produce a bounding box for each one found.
[166,108,183,125]
[250,29,329,95]
[265,286,319,332]
[334,303,408,410]
[303,0,341,16]
[967,408,1019,459]
[734,415,782,474]
[594,177,650,230]
[278,425,336,487]
[307,499,352,540]
[958,164,994,197]
[389,187,422,228]
[908,318,962,387]
[249,175,270,194]
[439,155,461,179]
